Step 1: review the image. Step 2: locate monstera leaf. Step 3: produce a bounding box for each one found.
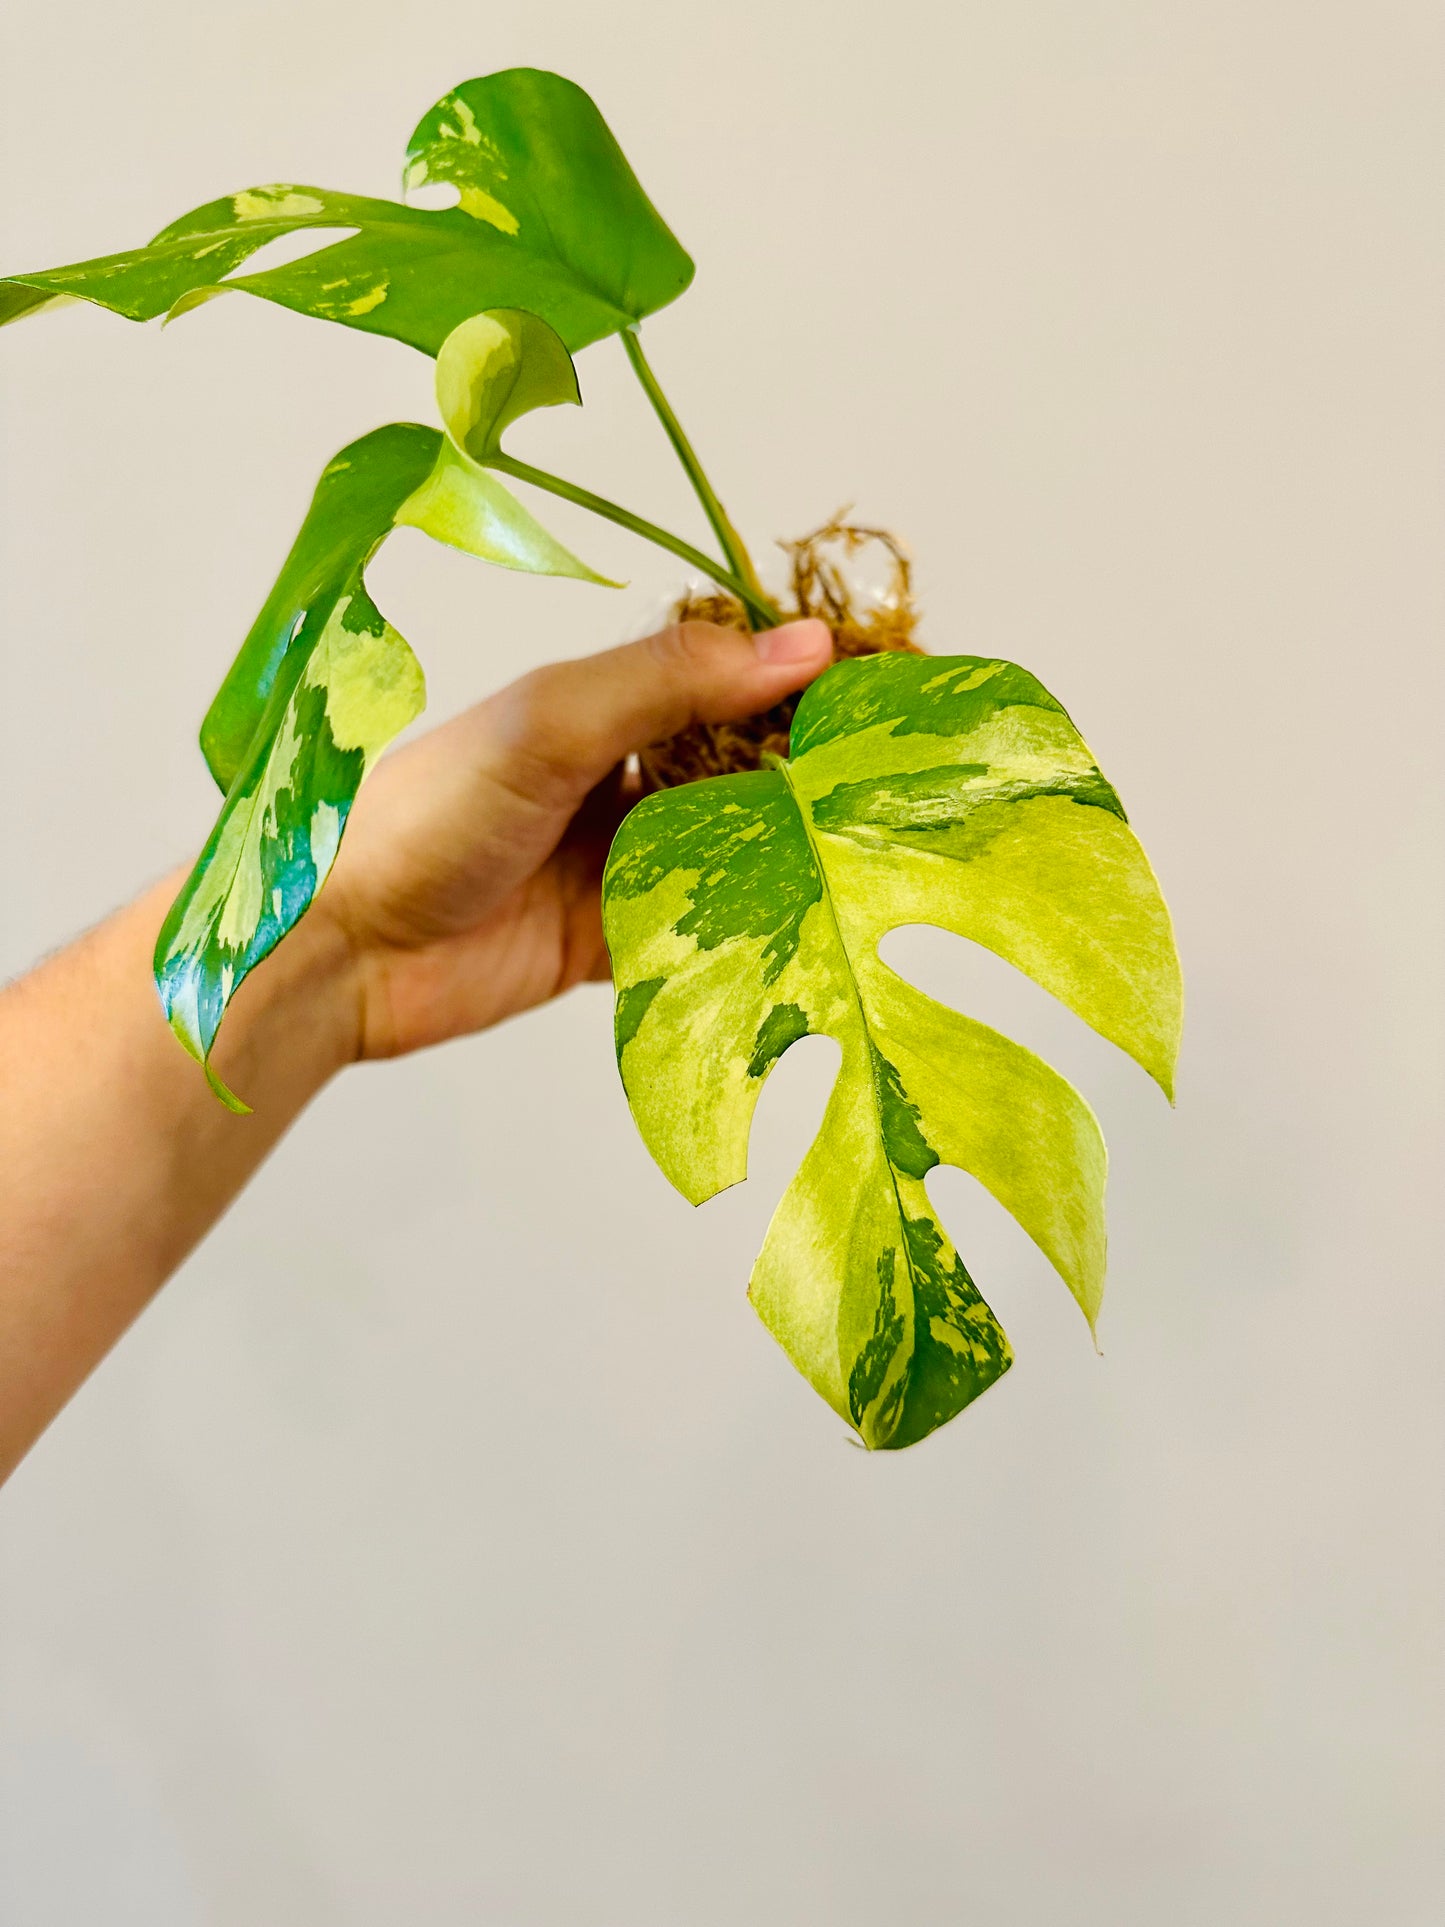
[391,307,618,610]
[0,69,692,355]
[161,313,611,1105]
[603,652,1182,1450]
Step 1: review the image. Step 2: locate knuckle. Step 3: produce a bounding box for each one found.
[499,665,575,748]
[490,667,594,802]
[644,620,724,677]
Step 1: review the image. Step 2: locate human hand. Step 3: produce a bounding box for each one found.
[0,614,831,1478]
[314,616,833,1063]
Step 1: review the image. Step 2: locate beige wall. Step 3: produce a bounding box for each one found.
[2,2,1442,1920]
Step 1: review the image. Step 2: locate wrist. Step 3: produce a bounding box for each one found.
[135,871,364,1108]
[218,895,365,1099]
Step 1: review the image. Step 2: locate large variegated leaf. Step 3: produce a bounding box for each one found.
[0,70,692,355]
[602,653,1182,1450]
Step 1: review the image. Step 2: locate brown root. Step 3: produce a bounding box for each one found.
[637,516,925,790]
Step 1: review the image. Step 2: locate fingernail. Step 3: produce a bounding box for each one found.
[754,618,829,664]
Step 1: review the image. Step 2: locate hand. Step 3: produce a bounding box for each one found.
[315,616,833,1062]
[0,613,831,1479]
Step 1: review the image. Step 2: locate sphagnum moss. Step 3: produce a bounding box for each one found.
[640,520,925,789]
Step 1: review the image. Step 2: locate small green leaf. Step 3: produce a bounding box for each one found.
[602,653,1183,1450]
[434,308,579,460]
[0,70,692,356]
[394,309,619,586]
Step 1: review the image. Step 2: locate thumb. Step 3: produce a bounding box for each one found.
[485,617,832,808]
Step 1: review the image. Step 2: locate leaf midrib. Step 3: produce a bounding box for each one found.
[774,756,926,1427]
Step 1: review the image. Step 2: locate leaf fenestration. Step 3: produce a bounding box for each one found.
[0,70,693,356]
[602,652,1182,1449]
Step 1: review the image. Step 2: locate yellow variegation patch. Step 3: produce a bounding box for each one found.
[231,187,327,222]
[457,188,519,234]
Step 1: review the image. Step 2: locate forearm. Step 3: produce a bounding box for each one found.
[0,874,356,1480]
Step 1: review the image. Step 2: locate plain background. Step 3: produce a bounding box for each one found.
[2,2,1442,1921]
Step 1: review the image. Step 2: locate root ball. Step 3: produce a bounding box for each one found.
[637,517,925,789]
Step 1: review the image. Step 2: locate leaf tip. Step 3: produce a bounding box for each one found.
[163,284,226,327]
[161,1006,252,1115]
[204,1058,253,1116]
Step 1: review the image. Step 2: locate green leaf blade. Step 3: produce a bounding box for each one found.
[3,71,693,356]
[434,308,581,459]
[3,190,377,328]
[403,70,694,344]
[602,652,1183,1448]
[394,438,615,584]
[201,422,442,793]
[156,581,425,1103]
[394,309,618,585]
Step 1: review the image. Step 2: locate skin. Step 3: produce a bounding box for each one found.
[0,614,832,1484]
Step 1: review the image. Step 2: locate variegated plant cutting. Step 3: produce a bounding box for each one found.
[3,68,1182,1448]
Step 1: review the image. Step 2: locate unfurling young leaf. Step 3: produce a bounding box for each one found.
[394,308,620,587]
[163,313,614,1104]
[433,307,582,461]
[603,652,1182,1450]
[0,69,693,356]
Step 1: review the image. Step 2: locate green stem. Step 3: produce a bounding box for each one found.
[620,327,773,623]
[489,452,781,630]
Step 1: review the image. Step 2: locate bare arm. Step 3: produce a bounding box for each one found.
[0,617,830,1481]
